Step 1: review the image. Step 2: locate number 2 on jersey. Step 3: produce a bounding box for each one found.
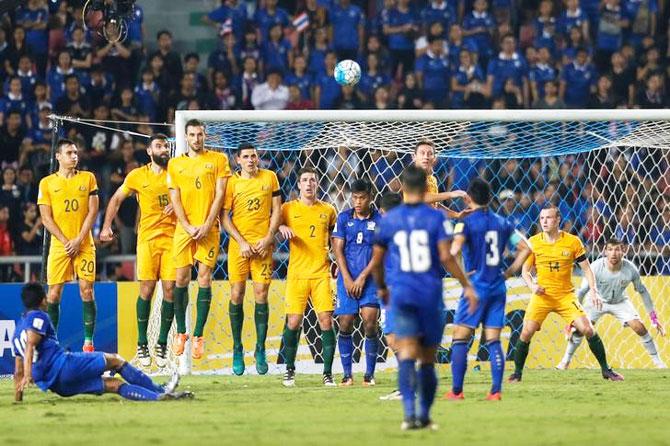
[394,230,431,272]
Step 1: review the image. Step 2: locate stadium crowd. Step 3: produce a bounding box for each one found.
[0,0,668,281]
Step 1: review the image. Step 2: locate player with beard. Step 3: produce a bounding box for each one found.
[101,134,177,368]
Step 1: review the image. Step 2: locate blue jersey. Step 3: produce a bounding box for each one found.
[561,61,596,107]
[12,310,66,392]
[454,208,514,296]
[333,208,382,281]
[374,203,452,305]
[330,4,365,51]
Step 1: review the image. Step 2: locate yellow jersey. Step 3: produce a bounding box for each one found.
[427,174,439,195]
[281,199,337,279]
[525,231,587,297]
[224,169,280,243]
[167,150,231,226]
[120,164,176,244]
[37,170,98,249]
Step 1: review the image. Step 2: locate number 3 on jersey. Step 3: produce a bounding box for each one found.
[485,230,500,266]
[394,230,430,272]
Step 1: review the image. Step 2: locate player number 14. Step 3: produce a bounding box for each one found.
[394,230,430,272]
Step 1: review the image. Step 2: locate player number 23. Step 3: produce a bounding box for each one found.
[394,230,431,273]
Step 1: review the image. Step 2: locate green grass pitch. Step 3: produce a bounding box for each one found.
[1,369,668,446]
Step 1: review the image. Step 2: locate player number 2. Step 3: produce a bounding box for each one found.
[64,198,79,212]
[485,230,500,266]
[394,230,430,272]
[309,225,316,238]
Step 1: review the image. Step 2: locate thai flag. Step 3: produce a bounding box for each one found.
[219,18,233,37]
[292,12,309,33]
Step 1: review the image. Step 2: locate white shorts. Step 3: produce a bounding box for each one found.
[584,299,641,327]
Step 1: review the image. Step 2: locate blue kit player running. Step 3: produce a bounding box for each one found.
[372,166,477,431]
[13,283,192,402]
[333,179,383,386]
[447,178,530,401]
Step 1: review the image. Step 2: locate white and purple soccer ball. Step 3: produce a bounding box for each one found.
[334,59,361,87]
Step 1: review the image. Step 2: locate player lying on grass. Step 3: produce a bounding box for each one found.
[333,178,382,386]
[558,238,666,369]
[372,166,477,430]
[13,283,193,402]
[447,178,531,401]
[509,203,624,382]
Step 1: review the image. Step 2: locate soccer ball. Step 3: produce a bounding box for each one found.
[334,59,361,87]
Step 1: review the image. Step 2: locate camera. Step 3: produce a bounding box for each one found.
[84,0,137,42]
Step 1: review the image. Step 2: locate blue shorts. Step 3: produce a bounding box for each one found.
[382,303,394,334]
[334,281,379,316]
[454,291,506,329]
[50,352,106,397]
[392,301,444,347]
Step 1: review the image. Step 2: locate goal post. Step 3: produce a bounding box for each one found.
[159,109,670,375]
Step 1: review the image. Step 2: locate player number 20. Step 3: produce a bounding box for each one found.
[394,230,430,272]
[64,198,79,212]
[484,230,500,266]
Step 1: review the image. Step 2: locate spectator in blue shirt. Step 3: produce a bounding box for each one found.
[67,26,93,85]
[202,0,247,44]
[285,54,313,100]
[0,76,30,127]
[126,3,145,48]
[595,0,629,72]
[14,55,38,100]
[208,35,240,82]
[533,0,558,55]
[329,0,365,61]
[486,34,529,106]
[27,80,49,127]
[236,56,261,109]
[15,0,48,75]
[238,26,261,66]
[383,0,420,77]
[560,25,591,65]
[623,0,657,47]
[134,68,161,121]
[314,51,342,109]
[462,0,496,66]
[183,53,208,93]
[47,51,76,103]
[559,47,597,107]
[253,0,291,43]
[420,0,455,35]
[447,24,478,68]
[358,53,391,102]
[308,27,331,78]
[558,0,590,41]
[450,48,487,108]
[262,24,293,74]
[415,35,450,107]
[529,46,557,100]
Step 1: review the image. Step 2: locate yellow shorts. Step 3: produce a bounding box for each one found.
[47,244,96,285]
[137,236,176,281]
[524,293,586,327]
[173,226,220,269]
[228,240,272,284]
[285,277,334,315]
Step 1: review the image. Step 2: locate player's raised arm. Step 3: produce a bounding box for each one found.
[100,184,131,242]
[13,356,24,402]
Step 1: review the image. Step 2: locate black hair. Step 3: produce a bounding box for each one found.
[184,52,200,62]
[64,74,79,84]
[56,138,77,153]
[540,201,560,216]
[380,192,402,212]
[606,238,625,247]
[297,166,318,179]
[467,177,492,206]
[21,283,46,310]
[156,29,172,40]
[351,178,372,195]
[401,165,427,193]
[236,142,256,156]
[185,118,204,133]
[149,133,169,145]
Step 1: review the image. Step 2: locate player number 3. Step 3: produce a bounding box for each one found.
[394,230,431,272]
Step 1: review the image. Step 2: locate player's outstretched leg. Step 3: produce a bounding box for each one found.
[105,353,192,400]
[229,283,245,375]
[361,306,380,386]
[558,331,584,370]
[573,317,624,381]
[628,319,666,368]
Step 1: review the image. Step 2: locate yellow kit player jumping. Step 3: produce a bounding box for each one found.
[168,119,231,360]
[278,167,338,387]
[222,142,282,376]
[101,134,176,368]
[509,203,624,382]
[38,139,99,352]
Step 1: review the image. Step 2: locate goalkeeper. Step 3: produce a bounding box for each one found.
[558,238,666,369]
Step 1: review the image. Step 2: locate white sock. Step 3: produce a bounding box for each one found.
[640,332,659,358]
[562,333,584,364]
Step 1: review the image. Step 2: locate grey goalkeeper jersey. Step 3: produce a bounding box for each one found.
[577,258,654,312]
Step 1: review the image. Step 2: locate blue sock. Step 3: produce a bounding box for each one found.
[338,332,353,377]
[119,363,163,394]
[488,340,504,394]
[364,335,378,377]
[398,358,417,420]
[451,340,468,394]
[417,363,437,422]
[118,383,161,401]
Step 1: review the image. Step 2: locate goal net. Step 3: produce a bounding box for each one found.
[141,109,670,375]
